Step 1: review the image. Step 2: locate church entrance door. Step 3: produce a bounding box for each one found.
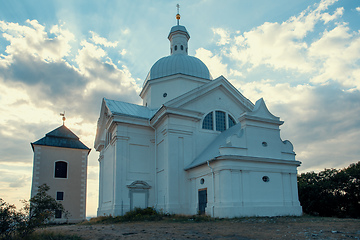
[198,189,207,215]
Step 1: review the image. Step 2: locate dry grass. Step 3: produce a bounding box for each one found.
[39,215,360,239]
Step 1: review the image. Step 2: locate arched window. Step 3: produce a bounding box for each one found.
[175,45,178,51]
[181,45,184,50]
[202,112,213,130]
[202,111,237,132]
[215,111,226,132]
[228,115,236,128]
[54,161,67,178]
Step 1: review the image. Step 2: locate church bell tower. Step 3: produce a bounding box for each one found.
[31,116,90,223]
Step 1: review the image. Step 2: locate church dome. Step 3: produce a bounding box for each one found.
[145,54,212,82]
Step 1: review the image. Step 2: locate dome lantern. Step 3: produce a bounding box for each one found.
[168,4,189,56]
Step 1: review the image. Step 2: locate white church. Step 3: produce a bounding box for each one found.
[94,12,302,218]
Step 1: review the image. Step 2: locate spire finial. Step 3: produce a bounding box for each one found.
[176,4,180,25]
[60,111,66,125]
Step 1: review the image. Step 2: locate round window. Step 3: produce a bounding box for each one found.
[163,93,167,98]
[262,176,270,182]
[262,142,268,147]
[200,178,205,184]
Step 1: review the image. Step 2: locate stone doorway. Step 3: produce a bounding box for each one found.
[127,181,151,210]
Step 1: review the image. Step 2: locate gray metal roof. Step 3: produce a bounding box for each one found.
[31,125,90,151]
[144,54,212,85]
[105,98,158,119]
[168,25,190,39]
[185,124,242,170]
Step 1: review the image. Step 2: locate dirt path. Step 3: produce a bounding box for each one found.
[40,217,360,240]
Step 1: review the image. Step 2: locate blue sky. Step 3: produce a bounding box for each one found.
[0,0,359,217]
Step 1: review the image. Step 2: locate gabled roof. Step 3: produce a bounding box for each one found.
[104,98,158,119]
[163,75,254,111]
[94,98,159,151]
[31,125,90,152]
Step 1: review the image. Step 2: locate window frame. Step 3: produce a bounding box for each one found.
[55,210,62,219]
[54,161,68,179]
[56,191,64,201]
[202,112,214,130]
[201,110,237,132]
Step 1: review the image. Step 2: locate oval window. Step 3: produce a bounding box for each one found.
[262,176,270,182]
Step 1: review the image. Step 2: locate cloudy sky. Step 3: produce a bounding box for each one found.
[1,0,359,217]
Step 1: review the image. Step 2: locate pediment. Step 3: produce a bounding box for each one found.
[164,76,254,113]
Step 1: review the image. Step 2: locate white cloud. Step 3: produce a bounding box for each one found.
[217,0,359,90]
[356,7,360,12]
[309,23,360,88]
[90,31,118,48]
[119,49,127,56]
[0,20,74,63]
[122,28,130,35]
[0,20,142,163]
[212,28,230,46]
[195,47,229,78]
[321,7,344,23]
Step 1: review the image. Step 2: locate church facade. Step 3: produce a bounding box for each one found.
[94,17,302,218]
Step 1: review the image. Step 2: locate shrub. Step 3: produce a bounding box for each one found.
[122,207,163,221]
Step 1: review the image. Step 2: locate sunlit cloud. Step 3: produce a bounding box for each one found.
[213,0,359,90]
[90,31,118,48]
[0,19,74,63]
[195,47,228,78]
[212,28,230,46]
[321,7,344,23]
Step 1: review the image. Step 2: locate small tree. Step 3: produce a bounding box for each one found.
[0,184,67,239]
[0,199,22,239]
[18,184,67,237]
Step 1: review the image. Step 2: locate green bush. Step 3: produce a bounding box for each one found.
[122,207,163,221]
[84,207,163,224]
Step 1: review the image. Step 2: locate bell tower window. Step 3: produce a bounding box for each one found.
[181,45,184,50]
[54,161,67,178]
[175,45,177,51]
